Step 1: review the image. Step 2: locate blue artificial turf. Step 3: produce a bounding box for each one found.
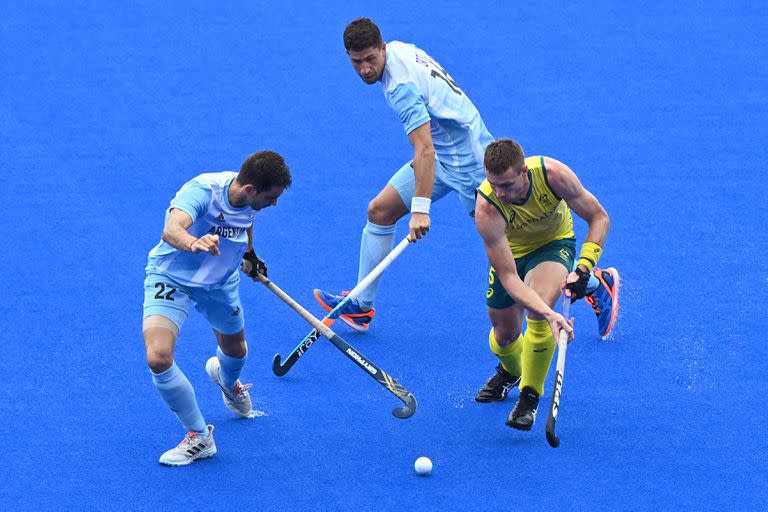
[1,1,766,510]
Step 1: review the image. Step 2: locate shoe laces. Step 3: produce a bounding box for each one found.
[336,291,374,317]
[180,431,207,446]
[519,388,540,409]
[586,295,601,316]
[226,381,252,402]
[489,371,511,388]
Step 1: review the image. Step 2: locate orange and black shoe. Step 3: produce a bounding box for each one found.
[313,289,376,332]
[585,267,621,339]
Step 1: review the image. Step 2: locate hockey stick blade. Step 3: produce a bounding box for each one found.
[392,393,418,419]
[327,333,418,419]
[545,368,564,447]
[272,321,326,376]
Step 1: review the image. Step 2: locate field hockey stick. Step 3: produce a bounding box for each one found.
[546,293,572,448]
[272,236,412,376]
[257,274,417,419]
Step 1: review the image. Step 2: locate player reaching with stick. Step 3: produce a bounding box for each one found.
[473,139,619,430]
[313,18,494,331]
[314,18,618,340]
[142,151,291,465]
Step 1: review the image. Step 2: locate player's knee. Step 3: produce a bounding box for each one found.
[146,347,174,373]
[220,339,247,359]
[367,198,400,225]
[142,315,177,372]
[216,330,246,358]
[491,321,521,346]
[488,309,522,343]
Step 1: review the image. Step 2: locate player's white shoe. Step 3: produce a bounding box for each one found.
[158,425,216,466]
[205,356,253,418]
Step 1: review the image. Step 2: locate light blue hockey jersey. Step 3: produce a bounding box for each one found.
[146,172,255,288]
[381,41,494,172]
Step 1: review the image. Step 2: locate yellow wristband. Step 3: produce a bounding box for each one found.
[577,241,602,272]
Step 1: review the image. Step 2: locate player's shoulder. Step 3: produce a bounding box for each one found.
[525,155,544,169]
[536,156,580,198]
[388,40,433,59]
[476,177,493,196]
[476,180,504,216]
[382,41,424,89]
[386,40,415,57]
[175,172,235,205]
[527,155,563,178]
[537,156,571,181]
[475,187,507,233]
[188,171,237,188]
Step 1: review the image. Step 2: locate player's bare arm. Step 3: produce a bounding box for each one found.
[245,225,253,252]
[162,208,221,255]
[544,157,610,296]
[475,196,573,338]
[240,225,268,281]
[407,121,435,241]
[544,157,609,252]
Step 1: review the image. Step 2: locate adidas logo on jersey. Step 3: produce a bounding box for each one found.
[216,213,225,221]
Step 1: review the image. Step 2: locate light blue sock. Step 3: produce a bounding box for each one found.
[151,362,207,435]
[572,261,600,295]
[217,345,247,390]
[586,271,599,294]
[356,221,396,310]
[586,272,599,295]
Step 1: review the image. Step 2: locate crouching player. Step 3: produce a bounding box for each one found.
[142,151,291,465]
[473,139,619,430]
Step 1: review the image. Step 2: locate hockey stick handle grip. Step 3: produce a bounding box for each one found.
[554,294,571,372]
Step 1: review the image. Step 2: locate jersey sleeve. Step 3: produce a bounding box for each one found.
[169,180,212,223]
[385,82,430,135]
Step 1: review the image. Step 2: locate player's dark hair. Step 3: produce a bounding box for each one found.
[484,139,526,175]
[343,18,383,52]
[237,151,292,191]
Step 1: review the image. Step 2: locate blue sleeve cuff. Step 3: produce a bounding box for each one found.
[386,83,430,134]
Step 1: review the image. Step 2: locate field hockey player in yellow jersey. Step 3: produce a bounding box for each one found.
[473,139,619,431]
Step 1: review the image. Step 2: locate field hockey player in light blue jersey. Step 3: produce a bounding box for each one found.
[142,151,291,466]
[314,17,495,331]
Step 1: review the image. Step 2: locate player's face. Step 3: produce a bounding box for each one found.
[347,45,386,84]
[247,185,285,211]
[487,165,529,204]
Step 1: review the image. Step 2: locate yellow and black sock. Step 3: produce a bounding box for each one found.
[488,328,523,377]
[520,318,556,396]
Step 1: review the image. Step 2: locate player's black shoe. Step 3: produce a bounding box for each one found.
[474,364,521,402]
[506,386,540,430]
